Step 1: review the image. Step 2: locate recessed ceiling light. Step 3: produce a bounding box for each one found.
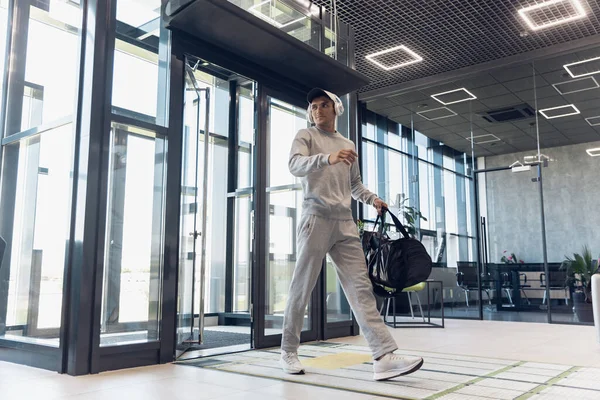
[517,0,586,31]
[552,76,599,95]
[431,88,477,105]
[585,116,600,126]
[248,0,306,28]
[563,56,600,78]
[365,45,423,71]
[539,104,580,119]
[466,134,501,145]
[416,107,456,121]
[586,147,600,156]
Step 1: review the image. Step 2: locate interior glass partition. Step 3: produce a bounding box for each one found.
[531,48,600,325]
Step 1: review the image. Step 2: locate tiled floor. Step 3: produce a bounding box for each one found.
[1,319,598,399]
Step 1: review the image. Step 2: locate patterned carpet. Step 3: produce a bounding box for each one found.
[176,341,600,399]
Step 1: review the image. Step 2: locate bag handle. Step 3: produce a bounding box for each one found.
[382,207,411,239]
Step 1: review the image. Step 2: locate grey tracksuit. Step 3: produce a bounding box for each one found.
[281,127,398,360]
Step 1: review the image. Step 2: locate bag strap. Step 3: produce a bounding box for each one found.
[383,207,410,239]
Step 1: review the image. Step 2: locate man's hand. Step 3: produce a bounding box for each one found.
[329,149,358,166]
[373,198,388,216]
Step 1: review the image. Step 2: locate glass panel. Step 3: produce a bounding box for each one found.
[6,2,81,135]
[203,137,228,313]
[193,70,230,138]
[0,0,8,121]
[361,141,378,221]
[238,83,255,188]
[533,49,600,325]
[233,196,252,313]
[0,123,75,346]
[111,0,168,124]
[265,97,308,336]
[324,28,349,65]
[326,256,352,322]
[266,190,306,334]
[229,0,320,50]
[176,72,201,350]
[100,123,166,346]
[187,69,231,315]
[233,81,256,314]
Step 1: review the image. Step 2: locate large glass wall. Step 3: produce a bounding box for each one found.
[364,47,600,326]
[360,110,476,268]
[0,0,82,347]
[361,108,478,319]
[0,0,358,374]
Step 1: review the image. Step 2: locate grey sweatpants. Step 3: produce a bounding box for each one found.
[281,214,398,360]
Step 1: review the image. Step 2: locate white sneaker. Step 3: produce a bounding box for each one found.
[373,353,423,381]
[280,350,305,374]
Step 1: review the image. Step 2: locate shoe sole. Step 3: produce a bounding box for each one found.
[373,359,424,381]
[282,368,305,375]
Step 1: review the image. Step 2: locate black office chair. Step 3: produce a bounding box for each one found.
[540,271,569,305]
[519,273,531,305]
[455,264,494,307]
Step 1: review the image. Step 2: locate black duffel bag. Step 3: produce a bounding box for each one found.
[361,208,432,294]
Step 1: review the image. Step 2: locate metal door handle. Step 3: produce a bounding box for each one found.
[189,231,201,239]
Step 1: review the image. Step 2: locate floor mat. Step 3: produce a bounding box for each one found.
[176,330,250,351]
[175,341,598,400]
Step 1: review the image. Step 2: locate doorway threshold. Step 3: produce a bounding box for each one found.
[177,343,252,361]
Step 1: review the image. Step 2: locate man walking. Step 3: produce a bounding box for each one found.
[280,88,424,381]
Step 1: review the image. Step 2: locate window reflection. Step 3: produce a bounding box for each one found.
[100,123,166,346]
[0,124,75,347]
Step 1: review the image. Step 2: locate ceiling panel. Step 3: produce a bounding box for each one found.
[313,0,600,94]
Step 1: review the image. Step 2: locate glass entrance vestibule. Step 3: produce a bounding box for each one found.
[0,0,361,375]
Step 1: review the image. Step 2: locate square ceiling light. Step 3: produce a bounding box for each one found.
[416,107,456,121]
[249,0,306,28]
[431,88,477,105]
[564,56,600,78]
[466,134,501,145]
[553,76,599,95]
[539,104,580,119]
[365,45,423,71]
[586,148,600,156]
[585,116,600,126]
[518,0,586,31]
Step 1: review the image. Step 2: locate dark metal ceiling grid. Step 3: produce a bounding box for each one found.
[313,0,600,93]
[367,55,600,157]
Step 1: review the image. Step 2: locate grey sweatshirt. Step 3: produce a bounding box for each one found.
[288,127,378,220]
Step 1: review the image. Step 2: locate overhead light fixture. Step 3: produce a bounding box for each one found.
[466,134,501,145]
[564,56,600,78]
[585,116,600,126]
[509,160,531,172]
[248,0,307,28]
[539,104,580,119]
[431,88,477,105]
[524,154,551,164]
[517,0,586,31]
[553,76,600,95]
[586,147,600,156]
[416,107,456,121]
[365,45,423,71]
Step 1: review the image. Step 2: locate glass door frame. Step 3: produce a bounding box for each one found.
[252,85,357,349]
[472,162,552,323]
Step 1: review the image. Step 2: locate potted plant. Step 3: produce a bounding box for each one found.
[396,194,427,238]
[501,250,524,264]
[561,245,600,323]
